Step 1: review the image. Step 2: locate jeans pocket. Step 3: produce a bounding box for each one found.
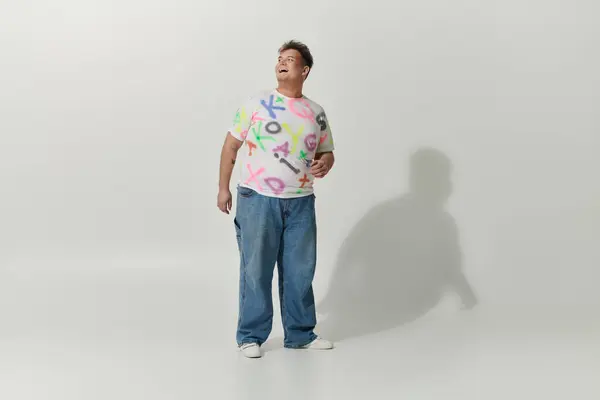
[234,217,242,249]
[238,186,256,198]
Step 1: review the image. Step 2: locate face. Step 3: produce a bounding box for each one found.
[276,49,309,82]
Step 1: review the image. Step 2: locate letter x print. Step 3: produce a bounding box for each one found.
[245,164,265,191]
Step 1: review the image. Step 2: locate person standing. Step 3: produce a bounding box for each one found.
[217,40,335,358]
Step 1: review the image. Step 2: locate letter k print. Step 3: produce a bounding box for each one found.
[261,95,286,119]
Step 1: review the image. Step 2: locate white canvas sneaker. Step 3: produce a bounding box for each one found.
[299,337,334,350]
[239,343,261,358]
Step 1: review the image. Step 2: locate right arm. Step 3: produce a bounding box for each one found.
[217,96,254,214]
[217,132,244,214]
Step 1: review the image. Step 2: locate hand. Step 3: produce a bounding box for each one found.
[217,188,232,214]
[310,159,330,178]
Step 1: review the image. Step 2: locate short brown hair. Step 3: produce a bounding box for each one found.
[279,40,314,69]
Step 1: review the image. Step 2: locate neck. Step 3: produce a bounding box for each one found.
[276,82,303,98]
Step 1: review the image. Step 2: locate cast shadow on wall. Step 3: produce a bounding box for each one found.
[316,147,478,342]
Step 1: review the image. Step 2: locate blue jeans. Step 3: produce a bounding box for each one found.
[234,185,318,348]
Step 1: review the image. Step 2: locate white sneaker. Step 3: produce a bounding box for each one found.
[300,337,334,350]
[239,343,261,358]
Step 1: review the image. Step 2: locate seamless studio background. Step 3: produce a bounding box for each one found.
[1,0,599,399]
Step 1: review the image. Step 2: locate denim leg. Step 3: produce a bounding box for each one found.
[278,194,318,348]
[234,186,282,346]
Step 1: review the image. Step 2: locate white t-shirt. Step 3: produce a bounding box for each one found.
[228,89,335,198]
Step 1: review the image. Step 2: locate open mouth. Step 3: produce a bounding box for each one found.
[278,69,288,73]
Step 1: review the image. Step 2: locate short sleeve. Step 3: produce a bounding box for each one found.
[316,109,335,153]
[227,97,257,142]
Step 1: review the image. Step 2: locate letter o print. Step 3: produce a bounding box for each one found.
[265,121,282,134]
[289,98,315,121]
[265,177,286,195]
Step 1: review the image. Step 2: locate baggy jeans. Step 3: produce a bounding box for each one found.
[234,185,318,348]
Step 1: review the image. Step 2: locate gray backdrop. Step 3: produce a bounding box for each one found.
[0,1,598,397]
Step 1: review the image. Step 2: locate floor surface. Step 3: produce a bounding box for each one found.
[1,266,598,400]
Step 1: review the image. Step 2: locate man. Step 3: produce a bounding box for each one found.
[217,40,335,358]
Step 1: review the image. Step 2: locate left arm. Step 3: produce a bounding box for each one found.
[311,151,335,178]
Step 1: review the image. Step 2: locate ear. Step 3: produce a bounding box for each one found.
[302,66,311,79]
